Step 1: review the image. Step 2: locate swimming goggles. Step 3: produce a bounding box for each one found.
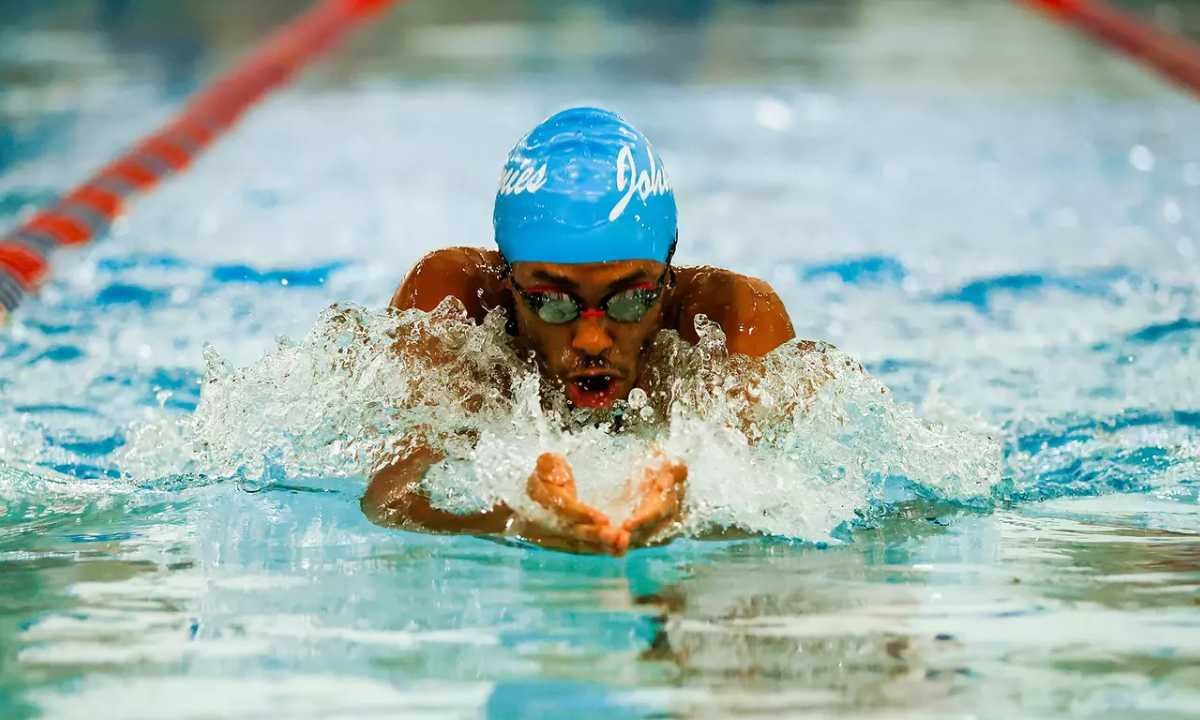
[511,269,669,324]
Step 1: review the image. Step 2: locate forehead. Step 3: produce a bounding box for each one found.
[511,259,664,287]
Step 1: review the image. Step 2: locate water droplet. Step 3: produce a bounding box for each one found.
[1129,145,1155,172]
[755,98,794,132]
[1163,198,1183,224]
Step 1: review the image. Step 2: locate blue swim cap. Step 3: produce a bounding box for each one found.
[494,107,677,265]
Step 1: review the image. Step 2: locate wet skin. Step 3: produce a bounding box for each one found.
[362,247,796,555]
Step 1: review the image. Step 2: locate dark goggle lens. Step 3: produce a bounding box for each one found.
[534,295,580,324]
[522,285,662,324]
[605,289,657,322]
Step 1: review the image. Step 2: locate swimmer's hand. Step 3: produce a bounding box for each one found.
[623,456,688,548]
[516,452,630,556]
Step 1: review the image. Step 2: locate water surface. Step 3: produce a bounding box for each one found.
[1,1,1198,717]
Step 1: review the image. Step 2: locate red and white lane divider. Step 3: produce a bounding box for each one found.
[0,0,399,319]
[1020,0,1200,98]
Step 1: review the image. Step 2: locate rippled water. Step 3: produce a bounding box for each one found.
[2,1,1199,718]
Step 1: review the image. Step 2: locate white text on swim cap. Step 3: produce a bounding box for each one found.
[608,144,671,222]
[497,160,548,196]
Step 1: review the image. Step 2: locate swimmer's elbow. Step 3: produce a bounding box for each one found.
[362,463,417,526]
[361,443,440,526]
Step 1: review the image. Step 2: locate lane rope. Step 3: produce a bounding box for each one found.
[0,0,399,321]
[1020,0,1200,98]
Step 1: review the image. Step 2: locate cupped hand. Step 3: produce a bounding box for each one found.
[517,452,629,555]
[622,455,688,547]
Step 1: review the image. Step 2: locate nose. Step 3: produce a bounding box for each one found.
[571,316,614,357]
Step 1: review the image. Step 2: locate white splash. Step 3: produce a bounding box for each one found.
[118,300,1001,542]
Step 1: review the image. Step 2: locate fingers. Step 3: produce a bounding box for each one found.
[624,476,671,530]
[528,452,610,527]
[660,459,689,486]
[633,460,685,513]
[577,523,629,555]
[534,452,575,490]
[519,452,628,555]
[527,474,609,526]
[623,460,688,545]
[623,496,669,534]
[536,489,611,527]
[515,519,629,556]
[623,493,676,545]
[520,452,697,556]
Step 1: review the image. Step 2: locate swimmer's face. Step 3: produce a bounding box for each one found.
[508,259,669,410]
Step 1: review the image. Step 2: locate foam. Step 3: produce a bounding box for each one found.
[119,301,1001,542]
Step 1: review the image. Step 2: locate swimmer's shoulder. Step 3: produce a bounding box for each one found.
[668,265,799,358]
[390,247,508,321]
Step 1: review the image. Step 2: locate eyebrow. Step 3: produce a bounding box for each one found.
[526,268,652,293]
[604,270,651,293]
[529,270,579,289]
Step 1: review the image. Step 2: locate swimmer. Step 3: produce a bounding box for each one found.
[363,107,797,555]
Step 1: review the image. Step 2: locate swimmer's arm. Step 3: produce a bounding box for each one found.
[384,247,509,377]
[670,266,796,358]
[670,268,833,440]
[363,446,632,555]
[362,443,514,534]
[390,247,507,320]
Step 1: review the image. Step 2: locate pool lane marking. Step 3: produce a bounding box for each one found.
[0,270,21,314]
[1020,0,1200,98]
[0,0,401,319]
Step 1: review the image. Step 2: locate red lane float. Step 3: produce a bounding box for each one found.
[0,0,400,319]
[1021,0,1200,98]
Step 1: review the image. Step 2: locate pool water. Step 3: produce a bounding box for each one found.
[2,1,1199,717]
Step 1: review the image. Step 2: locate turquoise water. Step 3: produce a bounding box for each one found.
[2,1,1199,717]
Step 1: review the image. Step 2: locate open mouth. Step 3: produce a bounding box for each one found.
[566,372,621,409]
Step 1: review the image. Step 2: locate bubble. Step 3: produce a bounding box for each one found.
[1163,198,1182,224]
[1129,145,1155,172]
[755,97,794,132]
